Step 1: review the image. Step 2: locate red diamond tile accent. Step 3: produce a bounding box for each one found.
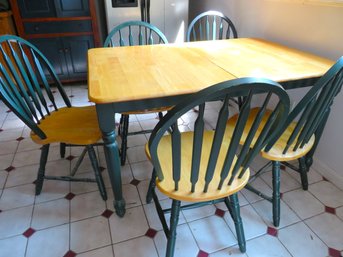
[323,176,329,181]
[99,166,106,172]
[16,137,24,141]
[49,104,54,108]
[65,193,76,200]
[215,208,225,217]
[23,228,36,238]
[6,110,11,113]
[52,90,57,94]
[280,165,286,170]
[267,226,278,237]
[0,210,2,213]
[101,209,114,218]
[145,228,158,238]
[325,206,336,215]
[130,179,140,186]
[5,166,15,172]
[280,192,283,199]
[328,247,341,257]
[197,250,209,257]
[63,250,77,257]
[0,128,3,132]
[66,155,75,161]
[69,95,74,98]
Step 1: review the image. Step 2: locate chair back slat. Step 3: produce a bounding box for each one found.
[149,78,290,195]
[203,95,230,192]
[190,103,205,192]
[265,58,343,153]
[104,21,168,47]
[187,10,238,42]
[0,35,71,139]
[171,123,181,190]
[230,92,273,182]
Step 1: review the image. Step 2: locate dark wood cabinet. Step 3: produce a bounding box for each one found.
[10,0,105,82]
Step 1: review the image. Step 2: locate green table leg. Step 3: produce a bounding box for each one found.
[96,104,126,217]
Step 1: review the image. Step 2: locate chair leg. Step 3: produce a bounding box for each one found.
[226,194,246,253]
[87,145,107,201]
[299,157,309,190]
[158,112,164,120]
[272,161,281,227]
[120,114,129,166]
[166,200,181,257]
[60,143,66,158]
[35,144,50,195]
[146,168,156,203]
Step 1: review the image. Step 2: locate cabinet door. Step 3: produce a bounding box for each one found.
[54,0,90,17]
[17,0,56,18]
[29,38,69,80]
[63,36,94,80]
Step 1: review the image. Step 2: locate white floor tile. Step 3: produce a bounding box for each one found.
[240,178,273,204]
[0,154,13,170]
[305,212,343,250]
[26,224,69,257]
[261,169,301,193]
[282,189,324,219]
[225,205,267,240]
[189,215,237,253]
[0,235,27,257]
[154,224,199,257]
[71,216,111,253]
[278,222,328,257]
[0,184,35,210]
[0,141,18,155]
[5,164,38,188]
[109,206,149,244]
[336,206,343,220]
[309,181,343,207]
[113,236,158,257]
[0,171,7,189]
[252,199,300,228]
[0,205,33,239]
[209,246,248,257]
[130,160,153,180]
[182,204,216,222]
[246,234,292,257]
[31,198,69,230]
[35,180,70,204]
[71,191,106,222]
[127,146,148,164]
[105,184,141,210]
[77,246,114,257]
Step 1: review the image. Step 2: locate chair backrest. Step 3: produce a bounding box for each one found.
[265,57,343,154]
[148,78,290,192]
[187,10,238,42]
[104,20,168,47]
[0,35,70,140]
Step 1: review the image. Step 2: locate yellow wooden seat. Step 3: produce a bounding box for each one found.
[227,108,315,162]
[145,131,250,202]
[31,106,101,145]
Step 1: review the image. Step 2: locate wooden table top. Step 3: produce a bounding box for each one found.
[88,38,334,104]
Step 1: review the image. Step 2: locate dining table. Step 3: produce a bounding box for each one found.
[87,38,334,217]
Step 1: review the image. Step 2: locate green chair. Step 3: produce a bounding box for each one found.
[145,77,290,256]
[104,20,170,165]
[187,10,238,42]
[227,57,343,227]
[0,35,107,200]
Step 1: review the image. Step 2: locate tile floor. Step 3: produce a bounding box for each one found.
[0,85,343,257]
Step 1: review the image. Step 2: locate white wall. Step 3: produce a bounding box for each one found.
[189,0,343,187]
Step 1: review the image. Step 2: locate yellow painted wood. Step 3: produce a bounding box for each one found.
[145,131,250,202]
[88,38,333,105]
[30,106,102,145]
[88,45,236,104]
[187,38,334,83]
[227,108,315,162]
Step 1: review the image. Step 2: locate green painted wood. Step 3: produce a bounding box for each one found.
[166,200,181,257]
[171,123,181,191]
[0,35,108,204]
[187,10,238,42]
[272,161,281,227]
[104,20,168,47]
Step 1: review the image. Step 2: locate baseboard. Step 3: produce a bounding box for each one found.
[312,159,343,190]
